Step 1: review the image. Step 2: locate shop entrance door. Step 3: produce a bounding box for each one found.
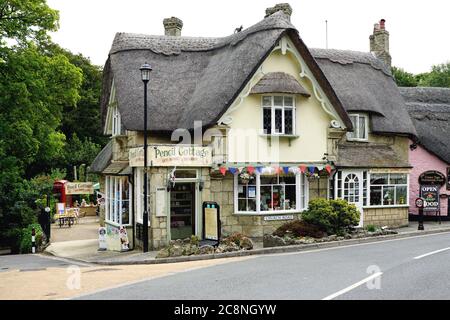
[341,170,364,227]
[170,182,196,240]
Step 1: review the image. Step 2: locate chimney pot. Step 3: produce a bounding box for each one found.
[163,17,183,37]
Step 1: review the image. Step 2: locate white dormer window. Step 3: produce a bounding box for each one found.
[112,105,122,136]
[262,95,296,135]
[347,113,368,141]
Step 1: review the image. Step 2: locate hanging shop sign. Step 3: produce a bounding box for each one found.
[418,171,446,186]
[420,185,440,212]
[447,167,450,190]
[129,145,212,167]
[203,202,221,242]
[65,182,94,195]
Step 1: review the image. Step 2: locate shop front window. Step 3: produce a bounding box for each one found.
[234,172,307,214]
[105,175,131,225]
[260,175,296,211]
[237,173,257,212]
[369,173,408,206]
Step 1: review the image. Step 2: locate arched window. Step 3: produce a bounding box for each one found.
[344,173,360,203]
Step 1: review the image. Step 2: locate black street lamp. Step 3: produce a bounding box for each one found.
[140,62,152,252]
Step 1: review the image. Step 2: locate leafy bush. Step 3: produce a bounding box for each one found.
[301,199,360,235]
[19,224,44,254]
[273,220,325,238]
[366,225,376,232]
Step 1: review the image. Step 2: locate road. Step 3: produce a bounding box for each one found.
[77,232,450,300]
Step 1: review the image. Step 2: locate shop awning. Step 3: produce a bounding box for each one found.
[103,161,129,175]
[250,72,310,96]
[335,143,412,168]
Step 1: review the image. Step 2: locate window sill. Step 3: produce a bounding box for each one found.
[105,220,132,227]
[260,134,299,138]
[346,138,369,143]
[363,205,410,209]
[234,210,304,216]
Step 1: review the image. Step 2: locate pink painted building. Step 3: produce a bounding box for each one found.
[401,87,450,219]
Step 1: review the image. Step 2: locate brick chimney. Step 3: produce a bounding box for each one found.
[369,18,392,69]
[265,3,293,20]
[163,17,183,36]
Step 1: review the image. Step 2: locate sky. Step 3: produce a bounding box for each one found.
[46,0,450,74]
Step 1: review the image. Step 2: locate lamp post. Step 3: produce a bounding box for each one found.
[140,62,152,252]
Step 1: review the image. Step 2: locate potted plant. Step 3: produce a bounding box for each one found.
[239,172,254,184]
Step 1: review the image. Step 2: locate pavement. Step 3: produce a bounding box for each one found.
[0,254,251,300]
[43,220,450,266]
[77,231,450,300]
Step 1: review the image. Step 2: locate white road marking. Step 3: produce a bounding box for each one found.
[322,272,383,300]
[264,231,450,258]
[414,247,450,260]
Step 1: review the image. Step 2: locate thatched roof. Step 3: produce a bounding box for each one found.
[400,87,450,163]
[250,72,310,96]
[101,11,352,133]
[336,142,411,168]
[89,141,112,174]
[311,49,417,137]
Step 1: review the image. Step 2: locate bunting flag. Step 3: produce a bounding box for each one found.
[317,165,324,171]
[219,167,227,176]
[283,167,290,174]
[256,167,263,174]
[247,166,255,175]
[299,165,307,173]
[325,165,332,174]
[308,166,316,174]
[289,167,299,174]
[229,167,238,175]
[238,167,245,173]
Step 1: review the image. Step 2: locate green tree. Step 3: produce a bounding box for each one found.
[0,0,59,45]
[419,62,450,88]
[392,66,418,87]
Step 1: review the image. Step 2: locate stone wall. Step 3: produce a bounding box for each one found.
[364,207,408,228]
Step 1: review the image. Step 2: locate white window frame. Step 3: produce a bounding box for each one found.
[347,113,368,141]
[367,172,410,208]
[234,172,308,215]
[111,105,122,137]
[135,168,150,224]
[261,95,296,136]
[105,175,132,226]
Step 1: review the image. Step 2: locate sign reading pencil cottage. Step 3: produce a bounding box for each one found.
[129,146,212,167]
[90,3,419,251]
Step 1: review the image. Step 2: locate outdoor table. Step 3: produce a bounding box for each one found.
[56,212,76,228]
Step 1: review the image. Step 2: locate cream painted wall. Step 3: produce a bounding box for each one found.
[226,49,333,163]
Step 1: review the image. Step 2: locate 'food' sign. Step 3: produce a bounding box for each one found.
[420,185,440,211]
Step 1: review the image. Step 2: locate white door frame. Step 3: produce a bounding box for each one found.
[339,169,364,227]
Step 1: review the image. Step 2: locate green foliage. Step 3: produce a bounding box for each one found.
[419,62,450,88]
[392,62,450,89]
[19,223,44,253]
[366,225,377,232]
[0,0,59,45]
[301,199,360,235]
[392,66,418,87]
[273,220,325,238]
[0,2,104,252]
